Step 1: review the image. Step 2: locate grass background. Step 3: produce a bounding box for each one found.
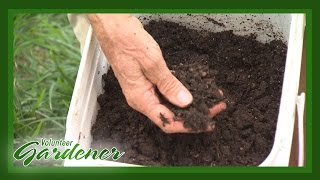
[13,14,80,143]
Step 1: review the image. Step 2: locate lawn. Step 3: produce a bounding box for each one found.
[13,14,80,142]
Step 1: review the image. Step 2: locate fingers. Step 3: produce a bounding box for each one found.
[145,104,191,133]
[123,82,208,133]
[121,78,190,133]
[146,104,217,133]
[126,84,225,133]
[208,101,227,118]
[136,72,225,133]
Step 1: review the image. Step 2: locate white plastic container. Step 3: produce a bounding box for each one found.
[64,14,306,167]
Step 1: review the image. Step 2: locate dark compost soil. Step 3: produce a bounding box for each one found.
[91,20,287,166]
[159,59,225,131]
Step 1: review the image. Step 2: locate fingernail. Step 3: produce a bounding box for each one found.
[220,102,227,110]
[218,89,224,96]
[177,90,192,106]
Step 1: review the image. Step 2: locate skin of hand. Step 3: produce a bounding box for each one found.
[88,14,227,133]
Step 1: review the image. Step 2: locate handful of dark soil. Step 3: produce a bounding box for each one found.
[160,58,225,131]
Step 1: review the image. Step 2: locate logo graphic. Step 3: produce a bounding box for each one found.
[13,138,125,166]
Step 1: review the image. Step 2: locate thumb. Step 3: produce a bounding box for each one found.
[157,71,193,107]
[139,40,193,107]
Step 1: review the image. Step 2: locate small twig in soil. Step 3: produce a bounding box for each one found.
[160,113,170,127]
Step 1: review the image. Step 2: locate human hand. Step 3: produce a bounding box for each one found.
[88,14,226,133]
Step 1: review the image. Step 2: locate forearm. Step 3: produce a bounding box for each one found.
[87,14,146,58]
[88,13,133,38]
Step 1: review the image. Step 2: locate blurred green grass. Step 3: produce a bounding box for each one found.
[13,14,80,141]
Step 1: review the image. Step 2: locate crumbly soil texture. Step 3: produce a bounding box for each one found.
[91,20,287,166]
[159,60,225,131]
